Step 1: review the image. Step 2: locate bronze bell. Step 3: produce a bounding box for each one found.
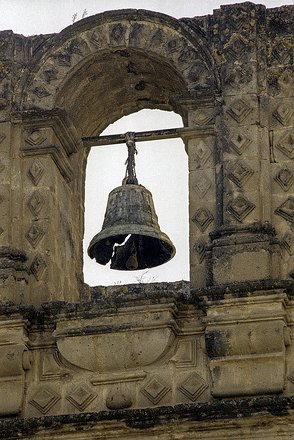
[88,133,176,270]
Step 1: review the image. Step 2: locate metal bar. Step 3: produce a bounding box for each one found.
[81,127,203,147]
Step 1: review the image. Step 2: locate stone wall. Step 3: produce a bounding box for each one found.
[0,3,293,439]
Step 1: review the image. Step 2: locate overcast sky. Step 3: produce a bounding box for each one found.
[1,1,291,286]
[0,0,291,36]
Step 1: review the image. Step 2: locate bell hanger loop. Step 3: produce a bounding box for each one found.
[123,132,138,185]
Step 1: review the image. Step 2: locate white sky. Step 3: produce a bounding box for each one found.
[0,0,291,36]
[1,0,292,286]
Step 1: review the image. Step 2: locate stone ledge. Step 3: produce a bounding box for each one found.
[0,279,294,322]
[1,395,294,439]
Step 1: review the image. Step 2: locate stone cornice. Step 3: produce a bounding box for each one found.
[1,395,294,439]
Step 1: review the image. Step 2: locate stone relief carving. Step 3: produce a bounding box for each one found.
[29,388,60,415]
[226,99,253,123]
[25,224,45,248]
[178,372,208,402]
[192,208,214,232]
[227,195,255,222]
[0,5,293,439]
[275,197,294,224]
[27,159,44,186]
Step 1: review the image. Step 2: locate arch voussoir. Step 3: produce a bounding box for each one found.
[23,10,218,111]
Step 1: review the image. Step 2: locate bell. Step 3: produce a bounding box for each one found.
[88,133,176,270]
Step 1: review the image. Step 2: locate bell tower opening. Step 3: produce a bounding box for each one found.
[83,109,189,286]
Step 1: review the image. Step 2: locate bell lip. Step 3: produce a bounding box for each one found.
[87,224,176,259]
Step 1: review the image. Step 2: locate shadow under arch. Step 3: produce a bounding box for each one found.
[54,47,188,137]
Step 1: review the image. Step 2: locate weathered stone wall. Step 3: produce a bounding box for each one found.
[0,3,293,439]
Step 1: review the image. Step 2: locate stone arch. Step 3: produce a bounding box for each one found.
[12,10,220,302]
[21,9,219,134]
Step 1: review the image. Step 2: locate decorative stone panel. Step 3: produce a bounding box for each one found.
[205,291,289,397]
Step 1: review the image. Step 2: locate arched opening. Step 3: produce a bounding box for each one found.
[30,11,217,294]
[83,109,189,286]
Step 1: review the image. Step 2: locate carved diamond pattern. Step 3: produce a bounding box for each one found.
[141,377,170,405]
[27,159,44,186]
[192,110,215,126]
[227,161,253,188]
[277,133,294,159]
[230,132,251,155]
[192,208,214,232]
[274,167,294,192]
[224,35,248,62]
[25,224,45,248]
[66,386,96,411]
[31,255,46,281]
[227,195,255,222]
[27,191,44,217]
[271,40,292,65]
[192,141,212,168]
[0,227,3,236]
[178,373,208,402]
[275,197,294,224]
[32,85,51,99]
[224,10,250,32]
[29,388,60,414]
[281,232,294,256]
[273,104,293,126]
[192,174,211,198]
[26,131,46,146]
[193,239,206,264]
[57,52,71,66]
[0,134,6,144]
[227,99,252,123]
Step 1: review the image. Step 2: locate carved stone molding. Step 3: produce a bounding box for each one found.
[0,318,31,416]
[227,160,254,188]
[17,109,81,182]
[227,195,255,222]
[274,167,294,192]
[192,208,214,232]
[207,223,281,285]
[273,103,293,126]
[29,388,60,415]
[54,303,177,373]
[275,197,294,224]
[141,376,171,405]
[226,99,253,123]
[30,254,47,281]
[178,372,208,402]
[205,292,289,397]
[66,385,96,412]
[276,132,294,159]
[27,159,45,186]
[229,131,252,155]
[25,224,45,248]
[27,191,44,217]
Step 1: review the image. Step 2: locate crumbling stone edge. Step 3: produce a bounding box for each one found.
[0,395,294,438]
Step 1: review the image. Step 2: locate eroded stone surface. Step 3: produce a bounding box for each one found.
[0,3,293,439]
